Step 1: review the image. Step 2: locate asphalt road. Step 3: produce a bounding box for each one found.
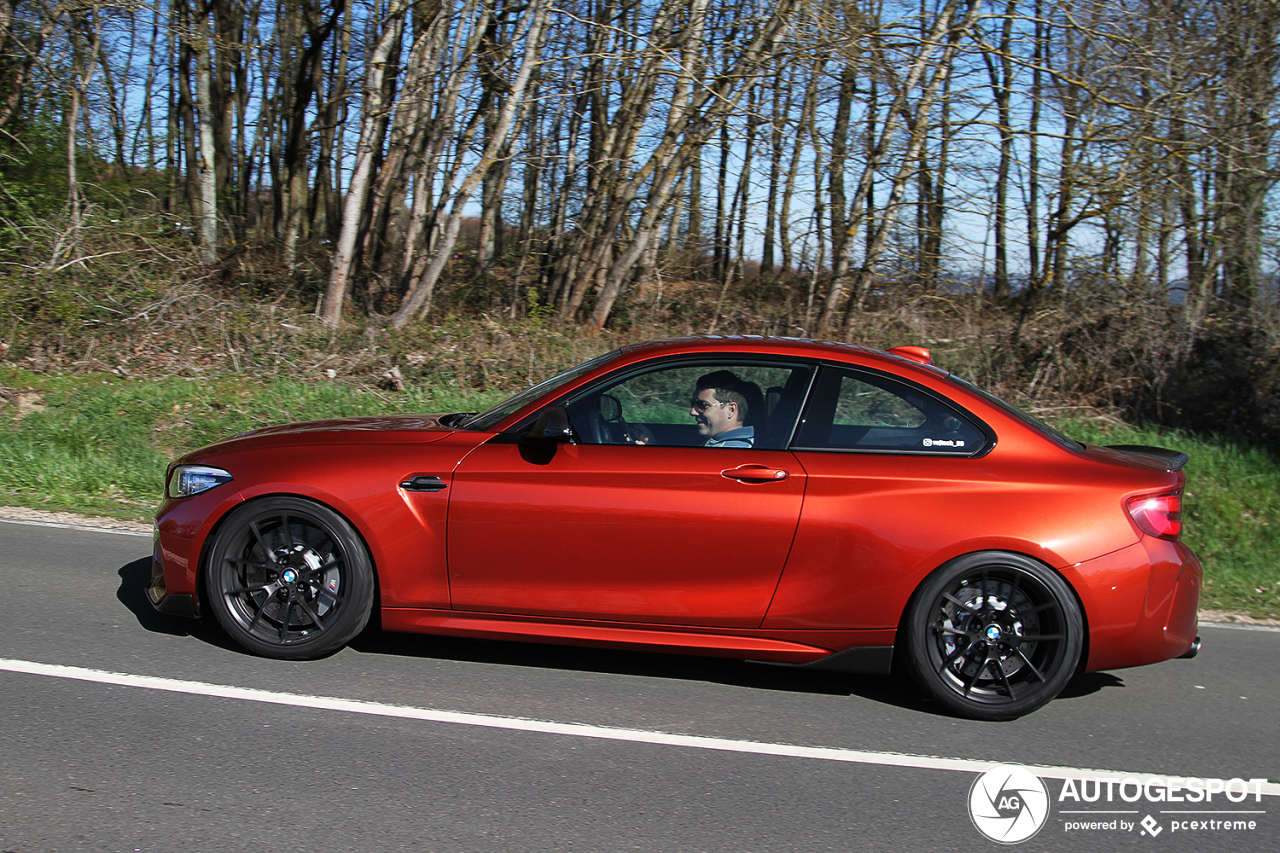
[0,517,1276,853]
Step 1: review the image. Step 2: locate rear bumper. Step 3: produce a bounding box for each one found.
[1081,538,1202,672]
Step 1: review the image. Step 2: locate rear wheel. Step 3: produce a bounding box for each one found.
[204,497,374,659]
[904,552,1082,720]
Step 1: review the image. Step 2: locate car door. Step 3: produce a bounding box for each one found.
[445,359,812,628]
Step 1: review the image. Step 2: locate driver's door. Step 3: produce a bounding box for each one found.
[445,441,804,627]
[444,358,812,628]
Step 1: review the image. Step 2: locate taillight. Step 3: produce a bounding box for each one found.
[1127,491,1183,540]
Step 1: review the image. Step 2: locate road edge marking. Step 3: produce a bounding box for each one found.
[0,516,150,537]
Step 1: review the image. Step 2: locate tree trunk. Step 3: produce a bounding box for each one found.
[389,0,549,328]
[193,7,219,264]
[320,0,410,328]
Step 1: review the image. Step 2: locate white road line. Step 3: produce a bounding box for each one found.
[0,516,150,537]
[1,657,1275,796]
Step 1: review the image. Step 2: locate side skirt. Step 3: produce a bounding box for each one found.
[381,607,894,665]
[752,645,894,676]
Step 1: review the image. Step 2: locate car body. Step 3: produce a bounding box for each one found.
[150,336,1202,719]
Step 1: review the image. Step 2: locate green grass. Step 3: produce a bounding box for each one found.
[2,367,1276,617]
[0,367,504,518]
[1049,417,1280,619]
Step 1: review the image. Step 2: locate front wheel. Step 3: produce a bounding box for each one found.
[903,552,1083,721]
[204,497,375,660]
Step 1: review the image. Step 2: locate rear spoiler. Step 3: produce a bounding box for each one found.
[1106,445,1189,472]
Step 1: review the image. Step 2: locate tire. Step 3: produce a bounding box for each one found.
[204,497,375,660]
[903,552,1083,721]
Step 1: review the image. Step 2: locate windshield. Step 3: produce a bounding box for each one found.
[459,350,622,431]
[946,375,1085,452]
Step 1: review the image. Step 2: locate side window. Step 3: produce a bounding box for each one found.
[564,360,812,450]
[795,367,987,454]
[833,379,927,429]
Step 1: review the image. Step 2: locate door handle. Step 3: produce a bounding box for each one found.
[720,464,789,483]
[401,474,447,492]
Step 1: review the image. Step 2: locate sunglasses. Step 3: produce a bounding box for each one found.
[690,397,726,412]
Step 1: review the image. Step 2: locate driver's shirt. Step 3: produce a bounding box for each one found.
[704,426,755,448]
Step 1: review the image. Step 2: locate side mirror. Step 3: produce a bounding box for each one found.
[523,406,575,444]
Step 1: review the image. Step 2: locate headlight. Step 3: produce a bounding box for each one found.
[167,465,233,498]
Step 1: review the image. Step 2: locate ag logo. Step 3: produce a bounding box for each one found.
[968,764,1050,844]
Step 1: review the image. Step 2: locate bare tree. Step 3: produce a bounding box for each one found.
[190,1,218,263]
[388,0,549,328]
[817,0,981,336]
[63,4,104,246]
[321,0,409,328]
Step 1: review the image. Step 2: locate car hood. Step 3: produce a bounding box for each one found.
[235,413,463,438]
[180,413,472,461]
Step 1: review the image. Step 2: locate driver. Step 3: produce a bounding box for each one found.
[690,370,755,448]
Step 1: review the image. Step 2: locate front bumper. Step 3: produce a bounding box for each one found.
[148,487,246,619]
[147,526,199,617]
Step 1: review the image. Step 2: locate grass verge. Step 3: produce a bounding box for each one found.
[2,364,1276,618]
[1048,417,1280,619]
[0,366,506,519]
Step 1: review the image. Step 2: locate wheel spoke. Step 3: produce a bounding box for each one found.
[941,641,975,671]
[1012,647,1049,683]
[315,554,345,573]
[933,623,978,639]
[993,655,1018,700]
[961,650,991,696]
[942,591,980,616]
[226,556,272,572]
[293,598,329,634]
[279,513,293,553]
[226,584,270,596]
[277,598,294,640]
[245,593,272,632]
[1018,633,1063,642]
[248,520,278,564]
[1023,600,1063,617]
[222,559,273,595]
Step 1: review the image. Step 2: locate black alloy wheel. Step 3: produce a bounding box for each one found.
[904,552,1083,721]
[204,497,375,660]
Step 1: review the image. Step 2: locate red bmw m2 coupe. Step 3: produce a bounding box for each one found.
[151,337,1202,719]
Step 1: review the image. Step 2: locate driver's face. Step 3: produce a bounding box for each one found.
[690,388,735,438]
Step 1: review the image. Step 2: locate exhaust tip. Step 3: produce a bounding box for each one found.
[1178,636,1202,659]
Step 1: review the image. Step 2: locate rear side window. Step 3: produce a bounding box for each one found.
[794,367,989,455]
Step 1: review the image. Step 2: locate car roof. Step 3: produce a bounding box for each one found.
[613,335,949,376]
